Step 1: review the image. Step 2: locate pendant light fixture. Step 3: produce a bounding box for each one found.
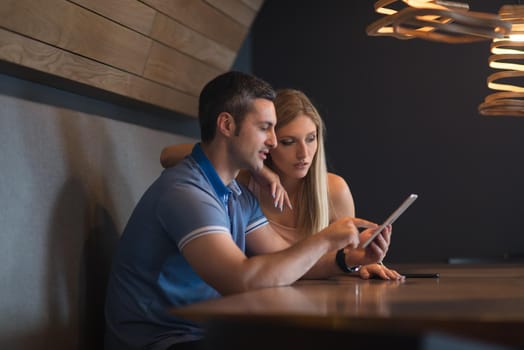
[479,5,524,116]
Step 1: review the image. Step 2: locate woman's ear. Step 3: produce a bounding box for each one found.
[216,112,235,137]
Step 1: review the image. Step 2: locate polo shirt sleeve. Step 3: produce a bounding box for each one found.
[156,183,230,251]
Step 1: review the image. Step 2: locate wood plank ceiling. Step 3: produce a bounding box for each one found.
[0,0,264,117]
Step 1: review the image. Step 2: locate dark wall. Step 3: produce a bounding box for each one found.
[253,0,524,263]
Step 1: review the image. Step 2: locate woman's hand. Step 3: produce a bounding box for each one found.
[358,224,392,264]
[251,166,292,211]
[343,224,392,266]
[358,263,405,280]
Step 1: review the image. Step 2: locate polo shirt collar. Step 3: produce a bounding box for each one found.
[191,143,242,201]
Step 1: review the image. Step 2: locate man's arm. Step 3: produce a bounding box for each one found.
[182,217,370,295]
[245,218,379,281]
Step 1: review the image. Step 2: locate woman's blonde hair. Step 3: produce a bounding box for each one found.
[270,89,330,236]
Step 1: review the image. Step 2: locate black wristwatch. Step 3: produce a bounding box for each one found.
[335,248,361,273]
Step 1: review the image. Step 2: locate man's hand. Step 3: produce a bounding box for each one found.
[321,217,377,252]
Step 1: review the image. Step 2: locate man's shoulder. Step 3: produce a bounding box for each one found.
[161,156,205,184]
[158,158,219,203]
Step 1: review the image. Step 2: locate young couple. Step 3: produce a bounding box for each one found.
[104,71,403,350]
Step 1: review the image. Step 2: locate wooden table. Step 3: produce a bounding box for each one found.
[172,264,524,349]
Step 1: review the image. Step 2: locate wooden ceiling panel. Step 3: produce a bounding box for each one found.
[142,0,248,51]
[70,0,157,36]
[204,0,257,27]
[144,41,221,97]
[151,12,235,71]
[0,0,264,117]
[0,0,151,75]
[0,28,197,116]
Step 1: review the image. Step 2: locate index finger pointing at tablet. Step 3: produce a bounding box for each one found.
[351,217,379,230]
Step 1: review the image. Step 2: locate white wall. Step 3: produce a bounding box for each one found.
[0,73,198,349]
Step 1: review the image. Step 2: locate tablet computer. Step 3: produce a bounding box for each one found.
[361,194,418,248]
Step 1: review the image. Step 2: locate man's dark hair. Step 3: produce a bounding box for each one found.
[198,71,276,143]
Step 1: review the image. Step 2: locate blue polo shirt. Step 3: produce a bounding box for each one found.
[104,144,268,350]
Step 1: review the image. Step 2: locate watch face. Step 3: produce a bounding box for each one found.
[336,249,361,273]
[348,265,361,273]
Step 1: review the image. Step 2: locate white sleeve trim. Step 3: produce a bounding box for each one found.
[178,225,230,251]
[246,218,269,234]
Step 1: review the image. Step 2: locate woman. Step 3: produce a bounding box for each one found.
[161,89,403,280]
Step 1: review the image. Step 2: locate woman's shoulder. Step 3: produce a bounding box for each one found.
[327,172,350,191]
[327,172,355,218]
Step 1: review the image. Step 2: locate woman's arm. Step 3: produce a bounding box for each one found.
[160,143,194,168]
[160,143,291,210]
[250,166,292,211]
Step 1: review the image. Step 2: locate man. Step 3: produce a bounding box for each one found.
[104,71,384,349]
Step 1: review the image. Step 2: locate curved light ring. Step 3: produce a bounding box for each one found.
[366,14,453,40]
[491,40,524,55]
[368,1,511,43]
[479,93,524,116]
[480,72,524,116]
[488,54,524,71]
[374,0,467,15]
[367,11,418,39]
[393,8,511,43]
[483,91,524,103]
[368,0,463,39]
[486,70,524,93]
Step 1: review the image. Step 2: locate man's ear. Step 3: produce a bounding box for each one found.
[216,112,235,137]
